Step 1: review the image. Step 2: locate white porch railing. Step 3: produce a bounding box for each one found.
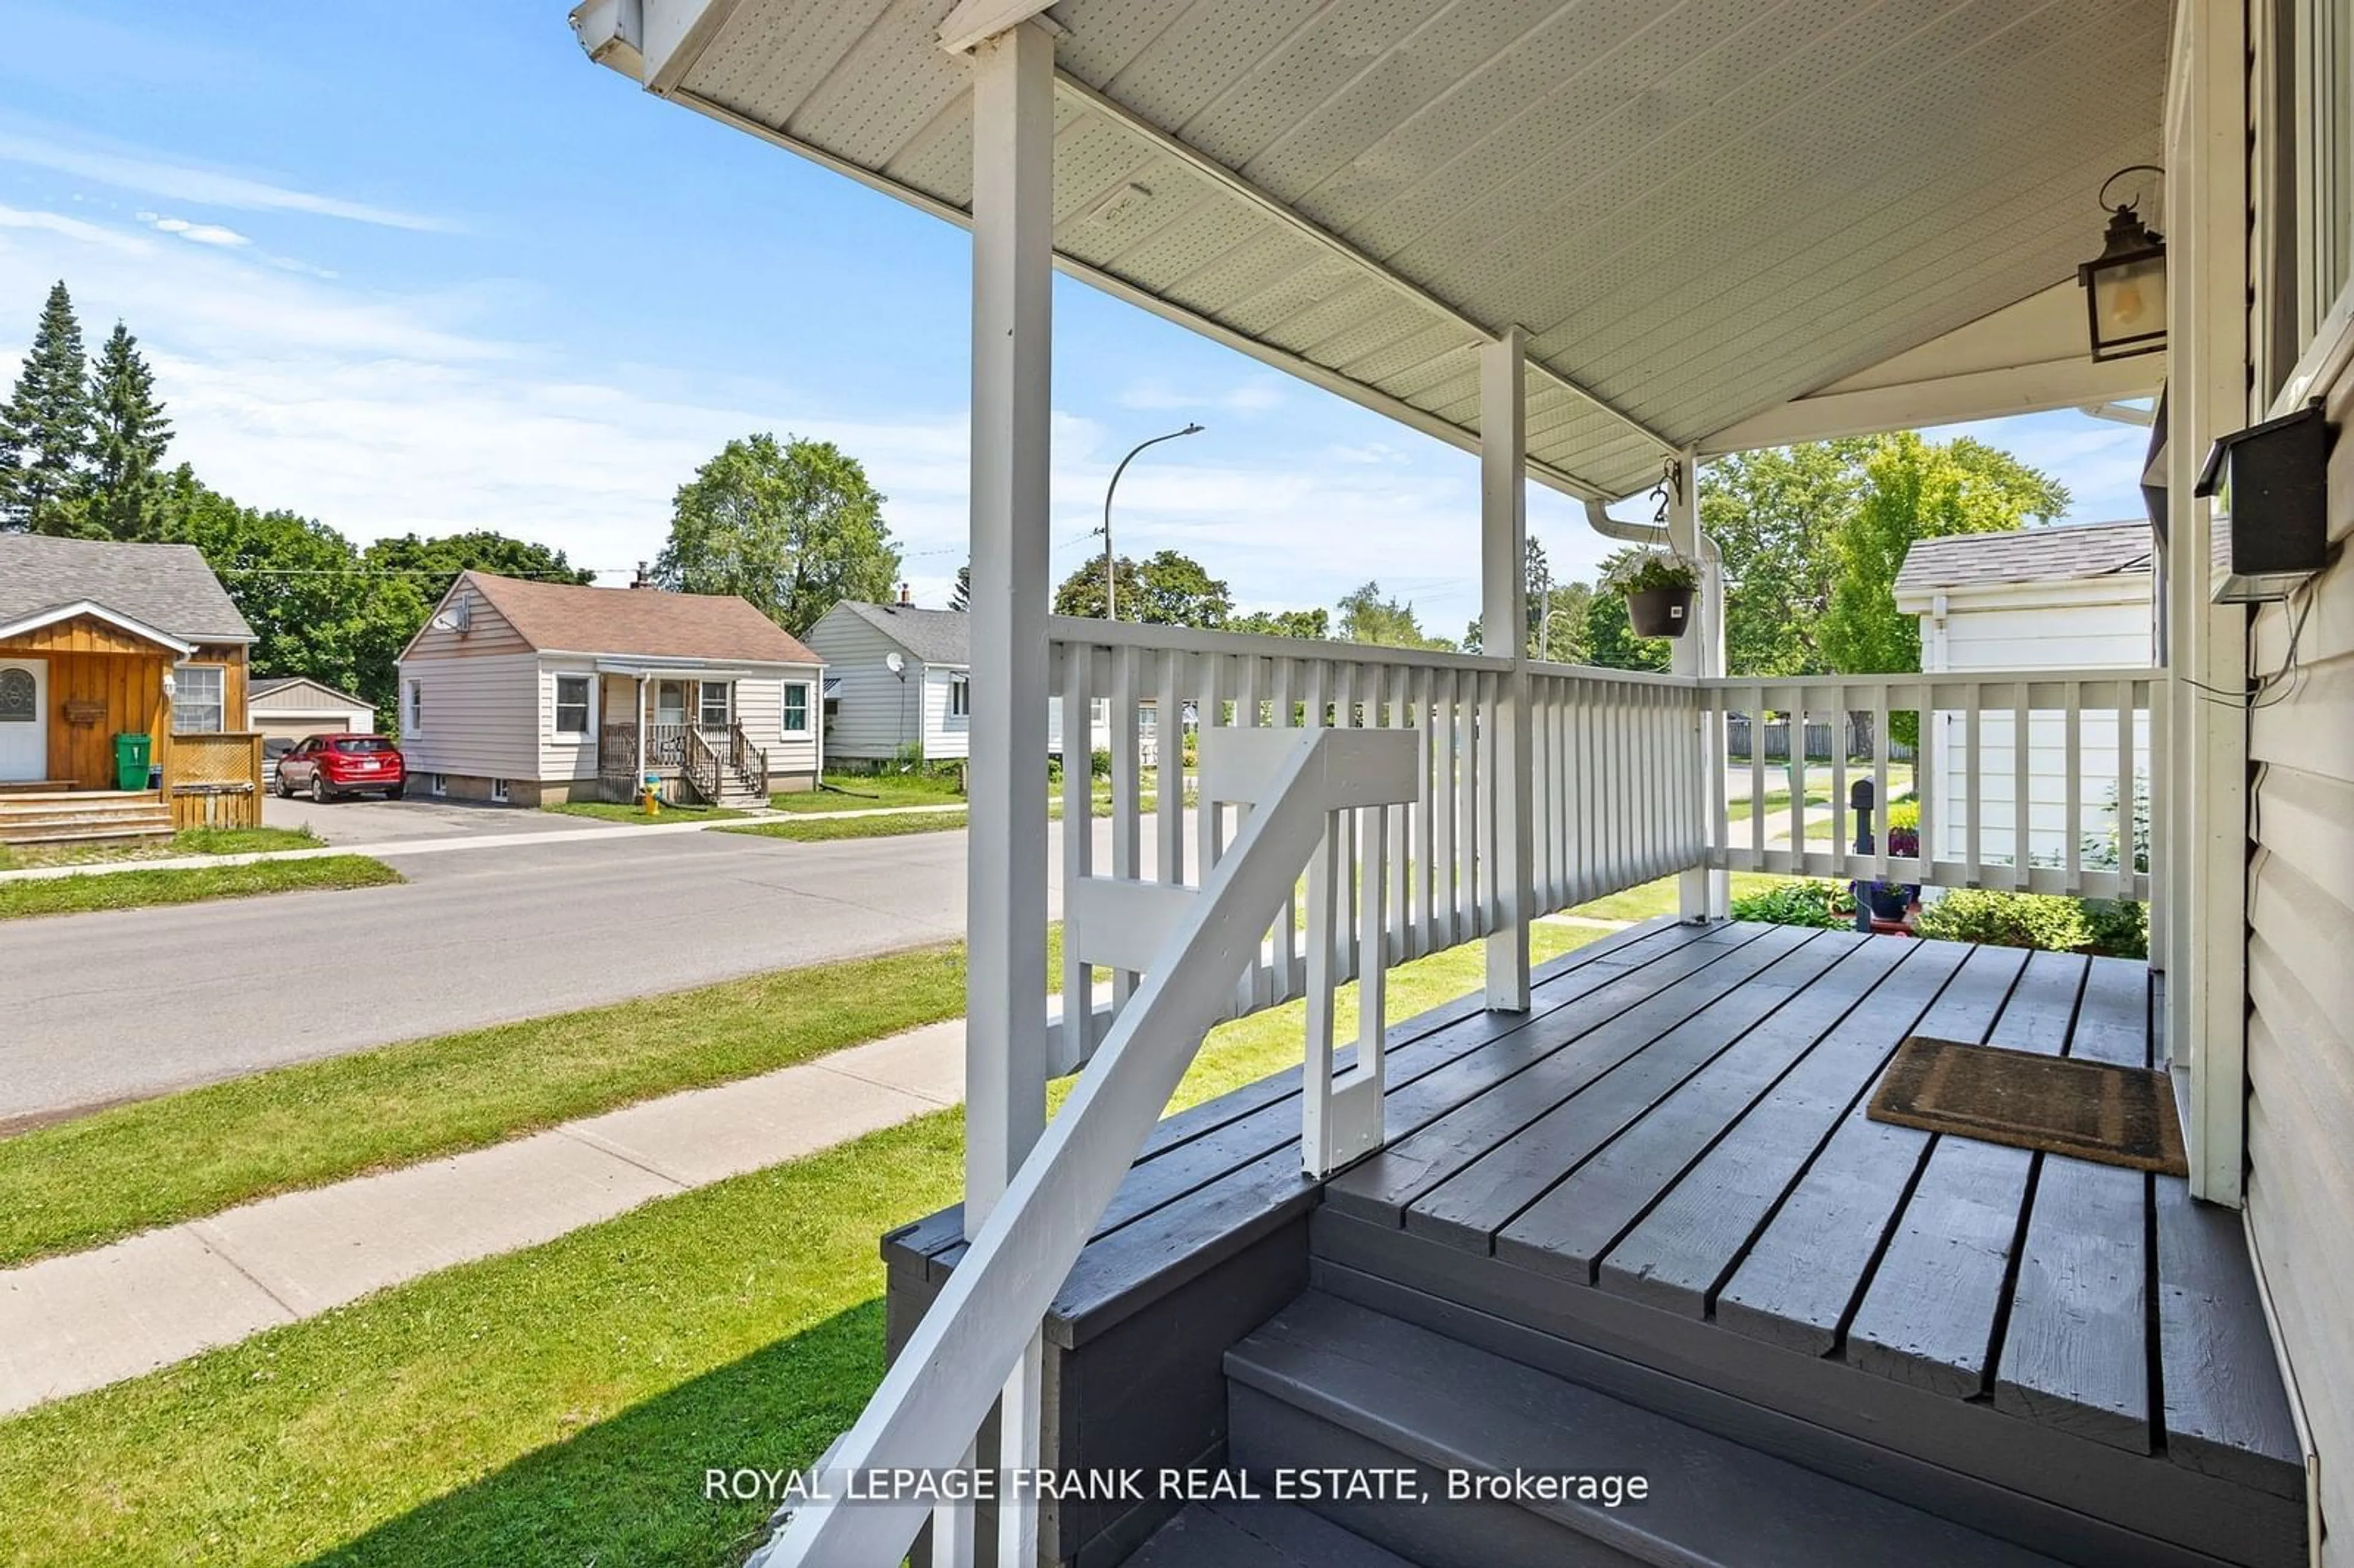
[752,723,1419,1567]
[1696,672,2157,901]
[1048,620,1702,1071]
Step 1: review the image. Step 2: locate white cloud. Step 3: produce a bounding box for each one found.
[148,215,251,248]
[0,129,447,232]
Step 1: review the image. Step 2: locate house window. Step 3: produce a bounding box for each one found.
[554,674,591,736]
[0,668,33,723]
[172,665,225,734]
[429,773,448,797]
[655,680,687,725]
[699,680,731,729]
[948,672,971,719]
[2293,0,2353,346]
[405,679,423,734]
[783,682,810,734]
[491,778,510,803]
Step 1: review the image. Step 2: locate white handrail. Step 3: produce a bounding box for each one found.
[1695,670,2155,900]
[749,726,1417,1567]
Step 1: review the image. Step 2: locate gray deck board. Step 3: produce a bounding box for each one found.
[885,919,2304,1562]
[1322,923,1777,1225]
[1231,1292,2071,1568]
[1491,932,1913,1281]
[1715,942,2029,1354]
[1487,927,1911,1271]
[1377,926,1830,1245]
[1596,937,1971,1316]
[1845,948,2087,1396]
[2155,1178,2308,1496]
[1993,954,2153,1451]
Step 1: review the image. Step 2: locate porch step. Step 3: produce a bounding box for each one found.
[1129,1501,1417,1568]
[0,791,171,845]
[1221,1292,2071,1568]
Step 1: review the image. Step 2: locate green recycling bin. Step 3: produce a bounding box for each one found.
[113,732,152,791]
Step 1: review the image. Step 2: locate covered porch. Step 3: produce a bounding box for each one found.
[569,1,2288,1564]
[593,669,771,805]
[0,605,261,842]
[887,919,2301,1568]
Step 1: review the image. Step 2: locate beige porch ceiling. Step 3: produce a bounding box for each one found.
[583,0,2171,500]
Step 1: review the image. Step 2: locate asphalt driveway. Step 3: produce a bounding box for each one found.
[262,793,608,845]
[0,819,1079,1126]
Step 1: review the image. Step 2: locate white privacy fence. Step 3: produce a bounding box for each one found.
[1049,620,1704,1068]
[1697,671,2157,901]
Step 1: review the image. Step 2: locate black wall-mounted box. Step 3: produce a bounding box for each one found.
[2197,402,2332,603]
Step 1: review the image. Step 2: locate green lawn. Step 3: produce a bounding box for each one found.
[0,928,1603,1568]
[1558,869,1794,924]
[0,824,322,872]
[0,941,989,1268]
[771,772,968,813]
[539,799,747,824]
[720,812,966,844]
[0,856,400,923]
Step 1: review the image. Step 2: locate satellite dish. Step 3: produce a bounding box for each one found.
[884,651,905,677]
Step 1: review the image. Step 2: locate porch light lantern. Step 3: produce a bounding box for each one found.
[2078,166,2166,362]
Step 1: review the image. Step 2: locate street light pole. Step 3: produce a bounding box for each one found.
[1098,422,1203,618]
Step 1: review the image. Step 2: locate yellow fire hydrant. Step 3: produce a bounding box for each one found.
[640,775,661,816]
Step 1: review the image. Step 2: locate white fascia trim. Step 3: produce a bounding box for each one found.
[1700,352,2166,455]
[0,600,196,656]
[1893,573,2156,615]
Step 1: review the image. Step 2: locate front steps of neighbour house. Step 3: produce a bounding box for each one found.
[0,786,172,846]
[885,921,2308,1568]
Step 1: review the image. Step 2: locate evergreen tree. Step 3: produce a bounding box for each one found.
[0,281,94,532]
[85,321,173,540]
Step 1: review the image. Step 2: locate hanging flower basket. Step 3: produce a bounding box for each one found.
[1606,552,1701,639]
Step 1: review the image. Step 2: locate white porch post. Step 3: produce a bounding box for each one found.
[964,14,1054,1230]
[2163,0,2250,1206]
[962,21,1054,1568]
[1666,449,1727,919]
[1481,327,1532,1010]
[633,675,646,796]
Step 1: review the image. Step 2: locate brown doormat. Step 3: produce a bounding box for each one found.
[1868,1037,2188,1175]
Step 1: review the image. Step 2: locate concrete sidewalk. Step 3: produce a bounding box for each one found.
[0,802,972,883]
[0,1016,973,1415]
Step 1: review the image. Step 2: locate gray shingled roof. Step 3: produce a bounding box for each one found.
[1893,520,2152,594]
[0,535,253,643]
[836,600,971,666]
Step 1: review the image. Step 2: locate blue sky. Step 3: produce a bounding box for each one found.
[0,2,2154,637]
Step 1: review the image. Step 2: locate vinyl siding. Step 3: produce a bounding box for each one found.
[2244,343,2354,1559]
[921,664,970,760]
[537,657,606,782]
[806,606,924,760]
[249,681,372,729]
[403,579,530,660]
[1919,592,2154,870]
[394,652,541,781]
[724,666,823,779]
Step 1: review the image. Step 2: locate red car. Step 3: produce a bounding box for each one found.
[275,734,406,802]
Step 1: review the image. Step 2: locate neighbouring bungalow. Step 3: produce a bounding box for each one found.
[395,570,825,807]
[0,534,262,843]
[806,591,1148,764]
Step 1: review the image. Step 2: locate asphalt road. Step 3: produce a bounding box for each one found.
[0,821,1110,1125]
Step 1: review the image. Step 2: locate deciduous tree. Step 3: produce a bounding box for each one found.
[1336,581,1453,650]
[656,433,900,634]
[1054,548,1232,626]
[1229,607,1330,639]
